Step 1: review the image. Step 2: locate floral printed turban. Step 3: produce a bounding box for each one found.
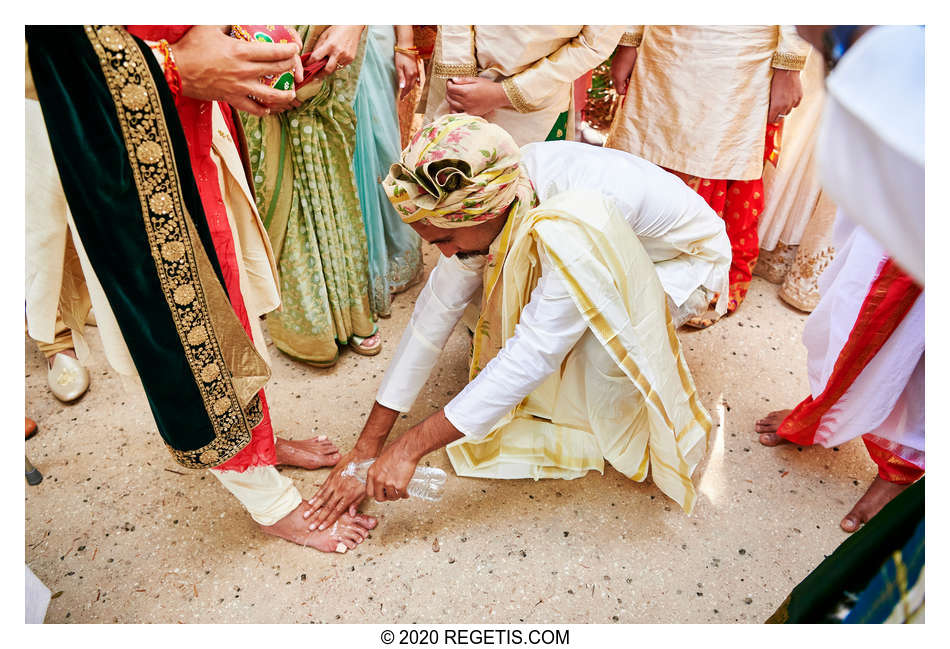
[383,114,536,229]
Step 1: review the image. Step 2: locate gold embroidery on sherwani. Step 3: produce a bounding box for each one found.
[84,25,268,469]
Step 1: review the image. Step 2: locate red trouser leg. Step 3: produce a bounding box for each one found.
[721,179,764,312]
[668,122,780,313]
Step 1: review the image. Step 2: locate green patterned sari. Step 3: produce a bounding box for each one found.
[243,26,375,365]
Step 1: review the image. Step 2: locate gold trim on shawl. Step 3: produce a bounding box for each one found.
[85,25,270,469]
[469,214,517,379]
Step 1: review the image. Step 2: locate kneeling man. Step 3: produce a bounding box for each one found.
[308,114,729,528]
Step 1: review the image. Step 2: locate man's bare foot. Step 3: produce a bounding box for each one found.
[260,502,376,552]
[840,476,910,533]
[275,435,341,469]
[755,409,794,446]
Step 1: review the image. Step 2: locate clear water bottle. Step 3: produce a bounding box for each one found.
[341,459,447,502]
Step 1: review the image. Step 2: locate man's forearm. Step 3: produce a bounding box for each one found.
[397,409,464,463]
[355,401,402,456]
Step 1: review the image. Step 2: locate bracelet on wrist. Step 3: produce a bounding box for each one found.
[394,45,420,59]
[157,39,182,98]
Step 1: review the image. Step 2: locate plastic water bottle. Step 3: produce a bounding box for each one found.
[341,459,447,502]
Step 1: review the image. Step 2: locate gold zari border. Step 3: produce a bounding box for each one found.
[432,61,478,78]
[84,25,259,469]
[502,77,534,114]
[771,51,807,70]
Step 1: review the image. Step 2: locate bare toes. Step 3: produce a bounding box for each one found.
[839,477,909,534]
[353,513,378,530]
[758,432,783,447]
[840,514,863,533]
[755,409,793,433]
[347,524,369,540]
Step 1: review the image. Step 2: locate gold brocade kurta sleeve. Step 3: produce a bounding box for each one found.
[607,25,806,181]
[498,25,624,113]
[426,25,624,146]
[773,25,810,70]
[619,26,643,47]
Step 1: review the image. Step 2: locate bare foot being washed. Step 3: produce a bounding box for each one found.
[261,502,376,552]
[275,435,341,469]
[755,409,794,446]
[840,476,910,533]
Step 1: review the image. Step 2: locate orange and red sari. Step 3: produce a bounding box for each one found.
[777,258,923,484]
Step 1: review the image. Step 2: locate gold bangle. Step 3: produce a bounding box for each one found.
[394,45,420,58]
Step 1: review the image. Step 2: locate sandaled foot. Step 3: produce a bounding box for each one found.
[260,502,375,553]
[755,409,793,446]
[349,331,382,356]
[840,476,911,534]
[683,309,722,330]
[275,435,341,469]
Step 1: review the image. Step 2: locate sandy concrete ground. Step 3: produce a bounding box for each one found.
[25,244,876,624]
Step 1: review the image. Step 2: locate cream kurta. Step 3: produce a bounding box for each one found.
[607,26,810,180]
[426,25,624,146]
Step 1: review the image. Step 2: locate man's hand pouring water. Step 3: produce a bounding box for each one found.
[303,406,462,531]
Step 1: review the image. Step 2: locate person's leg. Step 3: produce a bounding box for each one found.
[670,173,730,328]
[720,178,764,312]
[209,116,346,466]
[839,477,915,534]
[841,361,924,532]
[33,316,73,361]
[759,358,924,533]
[210,464,376,552]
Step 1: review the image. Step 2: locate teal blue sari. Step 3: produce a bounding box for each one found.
[352,26,423,317]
